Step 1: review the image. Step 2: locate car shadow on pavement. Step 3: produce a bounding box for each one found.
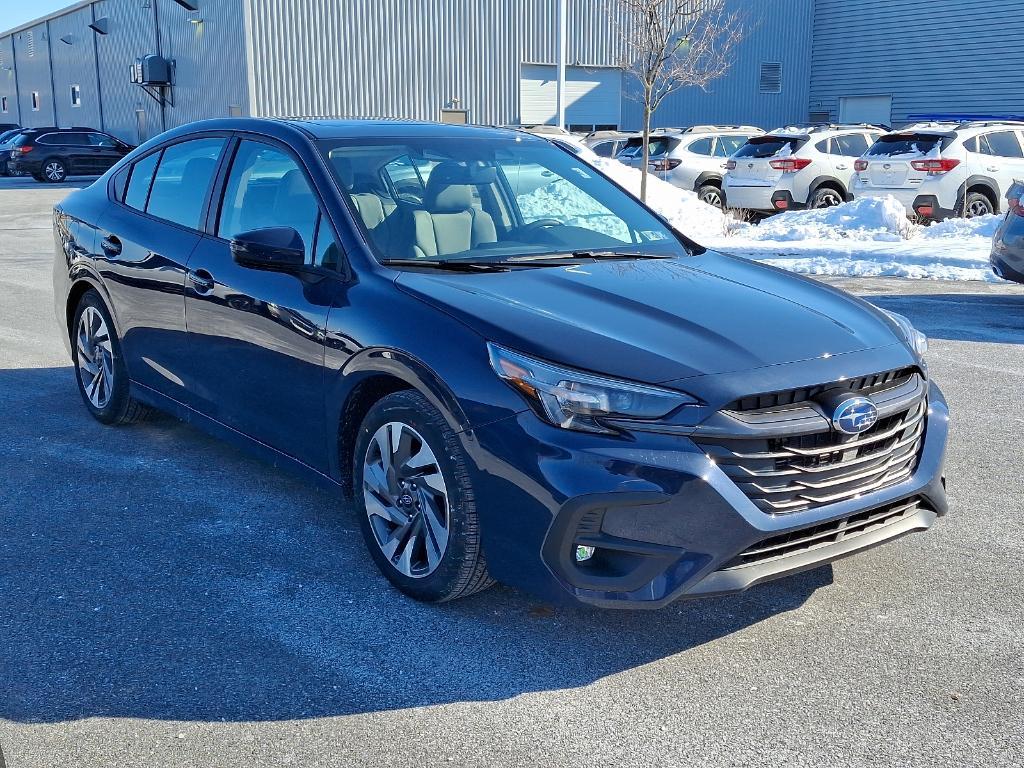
[1,366,831,724]
[865,293,1024,345]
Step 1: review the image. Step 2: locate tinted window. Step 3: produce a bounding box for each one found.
[124,151,160,211]
[50,132,89,146]
[866,133,952,157]
[112,165,130,202]
[592,141,617,157]
[715,135,748,157]
[978,131,1023,158]
[618,136,675,158]
[734,137,804,158]
[146,138,225,229]
[688,137,713,156]
[218,140,320,262]
[313,213,340,269]
[833,134,869,157]
[88,133,117,148]
[814,139,830,153]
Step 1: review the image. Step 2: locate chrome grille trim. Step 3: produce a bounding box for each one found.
[697,396,928,515]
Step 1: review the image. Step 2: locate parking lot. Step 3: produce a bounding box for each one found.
[1,178,1023,766]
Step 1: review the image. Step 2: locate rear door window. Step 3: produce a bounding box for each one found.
[146,137,226,229]
[977,131,1024,158]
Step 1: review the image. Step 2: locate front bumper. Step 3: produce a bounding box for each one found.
[468,379,949,609]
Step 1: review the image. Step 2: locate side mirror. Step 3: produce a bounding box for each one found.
[230,227,306,270]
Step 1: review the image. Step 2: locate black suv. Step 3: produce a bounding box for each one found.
[8,127,132,183]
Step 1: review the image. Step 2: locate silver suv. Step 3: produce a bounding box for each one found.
[618,126,763,207]
[723,124,884,214]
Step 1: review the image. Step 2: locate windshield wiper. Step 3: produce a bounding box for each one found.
[380,259,510,272]
[505,250,675,263]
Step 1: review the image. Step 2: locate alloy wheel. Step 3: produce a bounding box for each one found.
[45,162,65,182]
[362,421,450,578]
[814,190,843,208]
[700,189,723,208]
[967,199,992,217]
[76,306,114,409]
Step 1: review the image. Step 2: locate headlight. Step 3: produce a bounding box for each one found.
[487,343,697,433]
[881,309,928,357]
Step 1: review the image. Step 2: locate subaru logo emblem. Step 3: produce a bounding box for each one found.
[832,397,879,435]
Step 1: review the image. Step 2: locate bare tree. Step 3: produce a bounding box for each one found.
[614,0,748,201]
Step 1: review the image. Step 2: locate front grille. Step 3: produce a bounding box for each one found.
[698,398,927,515]
[727,367,917,412]
[720,497,926,570]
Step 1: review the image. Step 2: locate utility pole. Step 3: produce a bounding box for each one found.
[556,0,567,129]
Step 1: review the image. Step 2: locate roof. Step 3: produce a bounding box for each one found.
[1,0,93,39]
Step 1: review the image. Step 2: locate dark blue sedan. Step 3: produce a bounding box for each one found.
[991,180,1024,284]
[53,118,949,608]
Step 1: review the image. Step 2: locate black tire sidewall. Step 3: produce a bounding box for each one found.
[352,391,482,602]
[72,291,133,425]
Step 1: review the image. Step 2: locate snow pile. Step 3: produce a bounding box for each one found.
[709,199,1001,282]
[590,158,733,241]
[729,196,914,243]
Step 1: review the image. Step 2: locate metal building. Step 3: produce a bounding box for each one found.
[0,0,811,144]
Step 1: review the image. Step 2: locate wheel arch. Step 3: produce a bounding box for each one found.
[693,172,723,191]
[65,273,120,347]
[331,348,474,498]
[964,176,1000,213]
[808,175,848,198]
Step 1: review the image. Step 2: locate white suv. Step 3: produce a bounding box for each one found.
[617,126,763,207]
[723,124,883,214]
[851,120,1024,221]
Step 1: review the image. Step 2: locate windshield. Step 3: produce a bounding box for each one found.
[320,135,688,264]
[866,133,953,157]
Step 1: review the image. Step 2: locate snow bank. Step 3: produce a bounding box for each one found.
[728,197,914,243]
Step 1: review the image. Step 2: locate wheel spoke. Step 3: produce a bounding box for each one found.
[364,492,408,528]
[395,526,420,576]
[418,470,446,495]
[420,497,449,571]
[363,461,391,501]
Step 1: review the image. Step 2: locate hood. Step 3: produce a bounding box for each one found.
[395,252,905,384]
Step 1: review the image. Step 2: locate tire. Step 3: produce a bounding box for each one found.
[353,390,493,603]
[697,184,725,209]
[964,190,994,218]
[71,291,150,425]
[809,186,844,209]
[41,157,67,183]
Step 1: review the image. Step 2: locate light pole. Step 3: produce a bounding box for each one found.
[556,0,567,130]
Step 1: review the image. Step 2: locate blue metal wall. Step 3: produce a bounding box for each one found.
[810,0,1024,126]
[632,0,812,131]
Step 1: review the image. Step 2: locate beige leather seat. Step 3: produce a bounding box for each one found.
[335,158,398,251]
[411,162,497,259]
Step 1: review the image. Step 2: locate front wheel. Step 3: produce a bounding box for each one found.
[353,390,493,603]
[72,291,150,425]
[42,158,67,183]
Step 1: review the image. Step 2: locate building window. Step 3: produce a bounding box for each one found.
[759,62,783,94]
[70,85,81,108]
[1,96,7,113]
[31,91,40,111]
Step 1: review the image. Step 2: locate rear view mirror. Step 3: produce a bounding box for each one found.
[231,227,305,269]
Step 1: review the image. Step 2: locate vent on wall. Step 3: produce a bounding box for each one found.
[759,62,782,94]
[26,30,35,57]
[809,111,830,123]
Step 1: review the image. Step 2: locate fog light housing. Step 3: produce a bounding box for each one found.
[574,545,596,562]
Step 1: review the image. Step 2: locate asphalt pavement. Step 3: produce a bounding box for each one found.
[1,179,1022,767]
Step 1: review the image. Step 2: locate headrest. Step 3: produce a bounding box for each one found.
[180,156,216,189]
[274,169,314,215]
[333,157,355,189]
[425,161,497,213]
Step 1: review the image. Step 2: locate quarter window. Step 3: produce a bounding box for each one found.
[715,136,748,157]
[592,141,618,158]
[833,134,869,157]
[124,151,160,211]
[218,140,320,263]
[146,138,226,229]
[687,137,714,156]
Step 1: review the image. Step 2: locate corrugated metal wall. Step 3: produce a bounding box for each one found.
[811,0,1024,125]
[0,36,19,124]
[11,23,56,127]
[155,0,249,129]
[641,0,812,131]
[48,6,103,130]
[243,0,628,124]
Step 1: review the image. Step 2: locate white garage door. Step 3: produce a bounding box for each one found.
[839,95,893,126]
[520,64,622,130]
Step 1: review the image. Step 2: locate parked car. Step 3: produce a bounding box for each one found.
[0,128,24,176]
[8,126,132,182]
[0,122,20,132]
[990,179,1024,283]
[584,130,639,158]
[618,126,764,208]
[54,117,947,609]
[852,120,1024,221]
[723,124,884,214]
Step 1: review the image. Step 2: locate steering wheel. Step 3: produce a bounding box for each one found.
[518,218,564,237]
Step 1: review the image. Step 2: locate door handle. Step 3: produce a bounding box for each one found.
[987,166,1000,172]
[100,235,121,256]
[187,268,215,293]
[835,164,849,171]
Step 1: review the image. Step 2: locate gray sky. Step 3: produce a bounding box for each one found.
[1,0,73,34]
